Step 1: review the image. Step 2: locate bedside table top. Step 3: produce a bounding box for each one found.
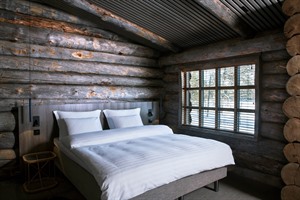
[23,151,56,164]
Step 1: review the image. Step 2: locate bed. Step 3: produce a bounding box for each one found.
[52,108,235,200]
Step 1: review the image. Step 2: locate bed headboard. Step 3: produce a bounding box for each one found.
[17,101,159,156]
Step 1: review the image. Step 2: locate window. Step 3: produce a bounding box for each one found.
[181,61,258,136]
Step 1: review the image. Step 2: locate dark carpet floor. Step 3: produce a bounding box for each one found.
[0,172,281,200]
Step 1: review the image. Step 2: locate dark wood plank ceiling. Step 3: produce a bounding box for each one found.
[31,0,287,53]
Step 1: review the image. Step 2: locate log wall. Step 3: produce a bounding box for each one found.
[0,0,162,109]
[0,108,18,176]
[281,0,300,199]
[160,32,289,188]
[0,1,162,155]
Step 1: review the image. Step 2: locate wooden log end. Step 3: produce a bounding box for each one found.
[0,149,16,160]
[287,55,300,76]
[282,0,300,16]
[283,143,300,163]
[283,96,300,118]
[286,74,300,96]
[281,185,300,200]
[281,162,300,185]
[0,112,15,131]
[284,118,300,142]
[0,132,15,149]
[286,35,300,57]
[284,14,300,39]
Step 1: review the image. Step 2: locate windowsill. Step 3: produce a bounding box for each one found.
[177,125,258,142]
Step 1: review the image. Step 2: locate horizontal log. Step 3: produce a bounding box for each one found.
[283,96,300,118]
[0,70,163,87]
[286,35,300,56]
[0,132,15,149]
[35,0,179,52]
[233,151,283,177]
[164,93,179,100]
[163,102,179,115]
[283,143,300,163]
[163,74,178,83]
[287,55,300,76]
[284,14,300,39]
[0,112,15,131]
[281,185,300,200]
[261,102,288,123]
[261,89,289,102]
[262,60,287,74]
[261,74,289,89]
[282,0,300,16]
[159,32,286,66]
[0,40,157,67]
[261,49,290,62]
[0,0,92,28]
[0,22,159,58]
[284,118,300,142]
[281,163,300,186]
[179,125,286,162]
[0,106,14,112]
[0,149,16,160]
[0,8,127,42]
[165,84,179,93]
[231,166,282,189]
[0,84,161,100]
[0,56,162,77]
[164,65,180,74]
[286,74,300,96]
[260,122,285,142]
[160,113,178,127]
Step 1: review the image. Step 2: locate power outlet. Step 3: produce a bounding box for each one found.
[33,129,40,135]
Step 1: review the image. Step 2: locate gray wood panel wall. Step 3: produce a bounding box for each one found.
[0,0,162,109]
[160,32,289,188]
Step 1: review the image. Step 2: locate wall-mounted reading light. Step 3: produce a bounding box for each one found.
[148,109,153,123]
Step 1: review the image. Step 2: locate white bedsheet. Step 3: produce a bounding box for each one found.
[58,125,234,200]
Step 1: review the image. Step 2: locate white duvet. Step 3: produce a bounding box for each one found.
[59,125,234,200]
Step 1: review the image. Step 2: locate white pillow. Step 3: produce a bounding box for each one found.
[53,110,102,138]
[103,108,143,129]
[64,117,102,135]
[111,115,143,129]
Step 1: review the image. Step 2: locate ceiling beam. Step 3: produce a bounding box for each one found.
[194,0,254,38]
[32,0,180,53]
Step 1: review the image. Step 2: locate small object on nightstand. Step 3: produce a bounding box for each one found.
[22,151,57,193]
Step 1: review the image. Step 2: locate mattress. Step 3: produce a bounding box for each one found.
[55,125,234,200]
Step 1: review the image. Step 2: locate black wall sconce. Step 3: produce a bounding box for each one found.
[148,109,153,123]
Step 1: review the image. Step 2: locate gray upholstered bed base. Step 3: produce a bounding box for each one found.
[54,145,227,200]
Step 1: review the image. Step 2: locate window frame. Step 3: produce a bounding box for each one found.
[179,55,260,139]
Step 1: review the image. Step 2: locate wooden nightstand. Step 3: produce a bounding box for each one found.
[22,151,58,193]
